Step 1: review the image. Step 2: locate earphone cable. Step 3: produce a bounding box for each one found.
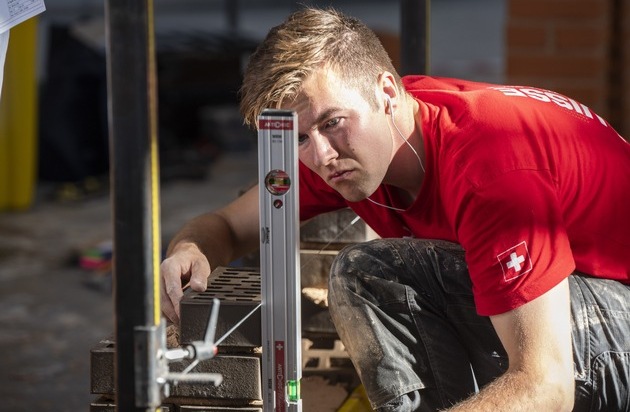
[366,100,425,212]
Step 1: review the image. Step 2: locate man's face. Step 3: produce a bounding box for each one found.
[285,68,394,202]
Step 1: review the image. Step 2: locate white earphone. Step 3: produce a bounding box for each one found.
[384,94,425,173]
[367,93,425,211]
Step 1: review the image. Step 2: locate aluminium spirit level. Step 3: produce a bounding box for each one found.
[258,109,302,412]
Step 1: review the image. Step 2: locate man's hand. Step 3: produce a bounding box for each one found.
[160,241,211,324]
[159,185,261,325]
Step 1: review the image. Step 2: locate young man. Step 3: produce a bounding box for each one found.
[161,7,630,411]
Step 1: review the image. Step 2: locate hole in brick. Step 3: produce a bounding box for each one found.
[330,358,353,368]
[307,339,336,349]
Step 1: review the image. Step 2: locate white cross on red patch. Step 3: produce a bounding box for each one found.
[497,241,532,282]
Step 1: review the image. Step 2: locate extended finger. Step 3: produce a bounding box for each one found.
[160,259,186,322]
[189,258,211,292]
[161,291,180,324]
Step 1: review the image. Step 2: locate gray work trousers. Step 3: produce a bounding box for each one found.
[328,238,630,411]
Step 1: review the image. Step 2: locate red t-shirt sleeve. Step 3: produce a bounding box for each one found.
[454,169,576,316]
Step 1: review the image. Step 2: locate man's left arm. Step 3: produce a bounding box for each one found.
[445,278,575,411]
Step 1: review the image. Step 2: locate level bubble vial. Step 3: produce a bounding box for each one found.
[265,169,291,195]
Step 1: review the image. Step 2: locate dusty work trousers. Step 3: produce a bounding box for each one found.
[328,238,630,412]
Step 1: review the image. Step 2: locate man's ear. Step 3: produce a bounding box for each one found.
[378,71,398,112]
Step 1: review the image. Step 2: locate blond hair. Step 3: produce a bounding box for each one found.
[239,7,401,128]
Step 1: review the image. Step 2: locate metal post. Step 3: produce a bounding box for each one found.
[105,0,162,411]
[400,0,430,75]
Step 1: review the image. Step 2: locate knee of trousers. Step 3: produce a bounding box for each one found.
[327,238,416,310]
[327,238,469,313]
[329,241,358,275]
[328,239,390,284]
[328,237,453,285]
[327,241,379,311]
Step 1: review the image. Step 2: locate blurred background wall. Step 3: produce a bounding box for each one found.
[1,0,627,212]
[505,0,629,140]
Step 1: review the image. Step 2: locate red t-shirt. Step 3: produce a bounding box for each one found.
[299,76,630,316]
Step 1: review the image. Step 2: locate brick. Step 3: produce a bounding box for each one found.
[169,355,262,401]
[91,339,115,395]
[181,265,340,344]
[90,397,173,411]
[506,24,549,49]
[90,339,262,401]
[560,94,607,118]
[180,267,261,347]
[501,77,605,110]
[302,338,360,389]
[300,209,370,244]
[506,0,628,137]
[90,397,115,412]
[375,30,401,71]
[299,209,371,289]
[507,54,606,77]
[555,25,608,51]
[300,249,338,288]
[180,406,262,411]
[510,0,608,20]
[552,86,603,107]
[302,338,352,371]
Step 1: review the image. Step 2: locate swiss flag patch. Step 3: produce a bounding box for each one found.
[497,241,532,282]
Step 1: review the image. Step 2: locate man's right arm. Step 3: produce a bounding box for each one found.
[160,184,260,324]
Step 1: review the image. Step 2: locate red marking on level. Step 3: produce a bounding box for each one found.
[259,119,293,130]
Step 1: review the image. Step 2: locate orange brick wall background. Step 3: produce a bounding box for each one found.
[506,0,629,138]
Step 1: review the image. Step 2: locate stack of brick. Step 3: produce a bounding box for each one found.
[300,208,375,290]
[89,208,373,411]
[90,267,263,411]
[299,209,374,388]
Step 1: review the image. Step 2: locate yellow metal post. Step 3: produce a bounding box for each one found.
[0,17,39,210]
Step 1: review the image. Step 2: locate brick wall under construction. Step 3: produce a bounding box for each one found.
[506,0,630,139]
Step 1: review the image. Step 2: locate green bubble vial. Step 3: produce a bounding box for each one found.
[287,379,300,402]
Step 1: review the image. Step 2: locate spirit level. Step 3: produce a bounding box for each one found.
[258,109,302,412]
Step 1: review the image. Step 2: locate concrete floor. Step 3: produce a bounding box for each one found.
[0,150,262,411]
